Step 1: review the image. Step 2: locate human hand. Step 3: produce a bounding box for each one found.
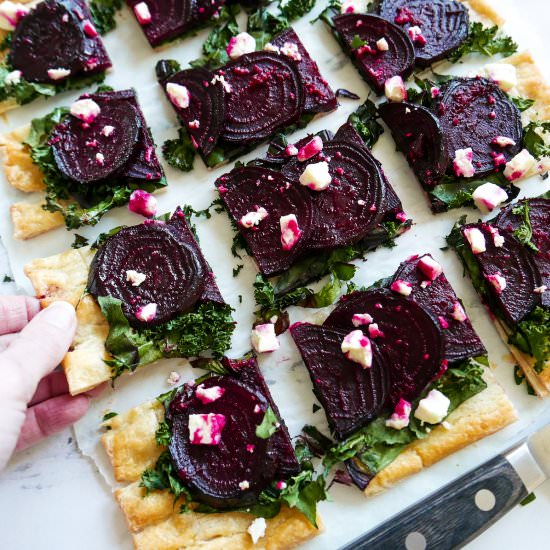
[0,296,98,471]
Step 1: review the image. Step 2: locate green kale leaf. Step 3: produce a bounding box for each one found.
[162,129,196,172]
[255,406,280,439]
[509,307,550,373]
[512,201,539,252]
[522,121,550,159]
[509,95,535,112]
[89,0,123,35]
[347,97,384,148]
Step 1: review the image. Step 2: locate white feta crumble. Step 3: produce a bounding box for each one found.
[166,371,180,385]
[385,398,411,430]
[188,119,200,129]
[384,75,406,102]
[483,63,517,92]
[503,149,537,181]
[352,313,373,327]
[251,323,280,353]
[417,256,443,281]
[188,413,226,445]
[70,98,101,123]
[341,330,372,369]
[390,279,412,296]
[95,152,105,165]
[135,302,157,322]
[486,272,506,294]
[0,1,29,31]
[376,37,389,51]
[101,125,115,137]
[239,480,250,490]
[264,42,280,53]
[226,32,256,59]
[280,213,302,250]
[196,384,225,404]
[211,74,232,93]
[340,0,368,13]
[126,269,146,287]
[240,206,268,228]
[472,182,508,214]
[299,161,332,191]
[280,42,302,61]
[4,69,21,86]
[464,227,486,254]
[493,136,516,148]
[534,285,547,294]
[453,148,475,178]
[414,389,450,424]
[247,517,267,544]
[452,301,468,322]
[166,82,191,109]
[133,1,152,24]
[47,68,71,80]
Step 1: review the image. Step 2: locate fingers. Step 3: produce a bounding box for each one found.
[28,371,69,406]
[15,394,90,451]
[0,296,40,335]
[0,333,18,352]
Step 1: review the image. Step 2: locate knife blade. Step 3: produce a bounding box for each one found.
[340,423,550,550]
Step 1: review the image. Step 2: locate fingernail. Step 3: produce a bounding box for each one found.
[39,301,76,329]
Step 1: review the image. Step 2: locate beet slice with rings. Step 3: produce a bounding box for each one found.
[261,131,335,168]
[51,98,141,185]
[495,198,550,307]
[217,166,314,277]
[281,140,386,250]
[333,13,415,94]
[324,288,445,406]
[291,323,390,440]
[434,78,523,177]
[10,0,111,83]
[161,66,225,157]
[460,223,543,325]
[269,28,337,114]
[168,377,278,508]
[220,51,304,144]
[379,0,469,66]
[88,213,208,328]
[391,254,486,361]
[379,101,448,188]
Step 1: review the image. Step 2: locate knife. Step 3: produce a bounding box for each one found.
[341,423,550,550]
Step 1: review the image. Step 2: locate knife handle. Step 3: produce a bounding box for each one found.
[343,444,543,550]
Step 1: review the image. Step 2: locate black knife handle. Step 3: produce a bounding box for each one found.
[342,453,529,550]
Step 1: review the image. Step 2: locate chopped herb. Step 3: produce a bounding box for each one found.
[2,275,13,283]
[512,202,539,252]
[335,88,360,100]
[71,234,90,249]
[509,95,535,112]
[141,450,193,503]
[89,0,123,35]
[347,97,384,148]
[509,307,550,373]
[102,411,118,421]
[279,0,316,21]
[232,264,244,277]
[520,492,537,506]
[312,403,321,413]
[162,129,196,172]
[256,406,280,439]
[350,34,367,49]
[155,420,172,446]
[522,121,550,159]
[513,366,536,396]
[238,294,243,303]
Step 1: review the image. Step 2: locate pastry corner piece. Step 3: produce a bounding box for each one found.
[24,210,234,396]
[101,357,324,550]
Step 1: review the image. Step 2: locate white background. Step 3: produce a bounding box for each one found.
[0,0,549,548]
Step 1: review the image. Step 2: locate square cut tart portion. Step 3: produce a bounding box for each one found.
[24,208,235,395]
[0,88,166,240]
[0,0,112,114]
[101,356,323,550]
[290,253,516,495]
[448,195,550,396]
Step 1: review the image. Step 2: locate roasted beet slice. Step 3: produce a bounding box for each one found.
[160,67,225,157]
[379,0,469,66]
[168,377,277,508]
[392,254,486,361]
[324,288,445,406]
[291,323,389,439]
[379,101,448,187]
[269,28,337,114]
[217,166,313,277]
[434,78,522,177]
[281,140,386,249]
[51,101,141,185]
[495,198,550,307]
[460,223,543,325]
[220,51,304,144]
[333,13,414,94]
[89,213,208,328]
[10,0,111,83]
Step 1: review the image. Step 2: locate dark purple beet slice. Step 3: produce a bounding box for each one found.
[10,0,111,83]
[324,288,445,406]
[161,67,225,157]
[281,140,386,250]
[199,272,225,305]
[222,357,300,477]
[434,78,522,177]
[379,101,448,188]
[51,98,141,185]
[379,0,469,66]
[461,223,543,325]
[168,376,277,508]
[269,28,337,114]
[392,254,486,361]
[333,13,414,94]
[345,458,375,490]
[220,51,304,144]
[291,323,389,440]
[261,131,334,168]
[88,212,208,328]
[217,166,314,277]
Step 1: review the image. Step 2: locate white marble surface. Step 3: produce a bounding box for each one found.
[1,0,550,548]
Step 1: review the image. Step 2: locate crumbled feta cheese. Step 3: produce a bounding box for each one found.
[276,480,287,490]
[247,517,267,544]
[503,149,537,181]
[211,74,232,93]
[486,272,506,294]
[483,63,517,92]
[368,323,384,339]
[239,480,250,490]
[166,82,190,109]
[188,119,200,129]
[376,37,389,51]
[126,269,146,287]
[536,157,550,175]
[299,161,331,191]
[417,256,443,281]
[453,148,475,178]
[384,75,407,102]
[488,225,504,247]
[47,68,71,81]
[4,69,21,86]
[285,143,298,156]
[390,279,412,296]
[240,206,268,228]
[82,19,98,37]
[407,25,426,46]
[452,301,468,322]
[188,413,226,445]
[0,1,28,31]
[414,389,450,424]
[133,1,152,24]
[280,42,302,61]
[472,182,508,214]
[464,227,486,254]
[95,152,104,165]
[251,323,280,353]
[264,42,280,54]
[352,313,373,327]
[534,285,547,294]
[247,444,255,453]
[226,32,256,59]
[430,86,440,98]
[341,330,372,369]
[101,125,115,137]
[492,136,516,148]
[196,384,225,404]
[166,371,180,385]
[135,302,157,322]
[340,0,368,13]
[385,398,411,430]
[70,98,101,123]
[128,189,157,218]
[280,214,302,250]
[297,136,323,162]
